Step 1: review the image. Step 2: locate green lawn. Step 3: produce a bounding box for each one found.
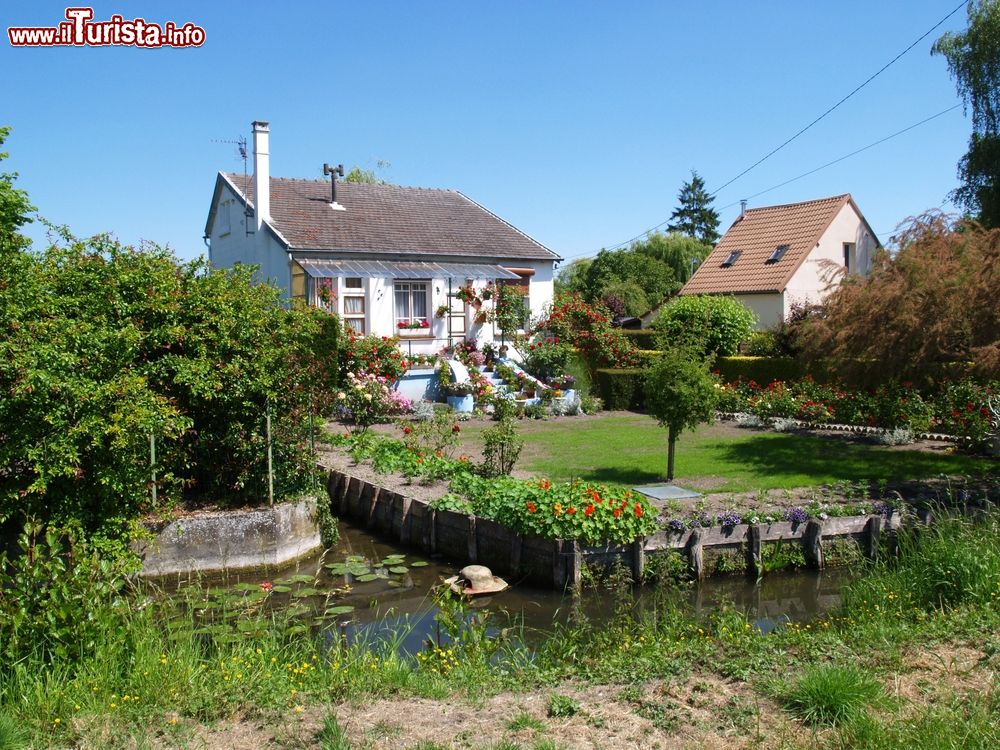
[464,414,998,492]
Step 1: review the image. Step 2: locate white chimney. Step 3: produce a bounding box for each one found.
[252,120,270,231]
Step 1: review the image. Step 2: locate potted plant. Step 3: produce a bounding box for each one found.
[435,304,449,319]
[444,380,476,413]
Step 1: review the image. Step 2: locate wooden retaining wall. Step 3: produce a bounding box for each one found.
[326,469,901,589]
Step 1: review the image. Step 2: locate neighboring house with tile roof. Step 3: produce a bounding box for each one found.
[205,121,560,353]
[655,194,879,330]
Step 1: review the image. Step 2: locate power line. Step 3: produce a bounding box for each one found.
[715,104,961,212]
[572,1,968,262]
[562,103,962,262]
[709,0,967,196]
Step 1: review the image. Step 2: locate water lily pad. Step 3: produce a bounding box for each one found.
[409,561,429,567]
[232,582,261,592]
[285,605,311,619]
[292,587,321,598]
[326,605,355,615]
[387,581,402,588]
[389,566,409,574]
[285,574,316,584]
[270,585,292,593]
[285,624,309,636]
[356,574,379,582]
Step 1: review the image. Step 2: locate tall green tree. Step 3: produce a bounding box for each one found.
[554,257,592,295]
[933,0,1000,227]
[0,126,34,250]
[632,231,713,283]
[583,248,678,315]
[667,170,721,246]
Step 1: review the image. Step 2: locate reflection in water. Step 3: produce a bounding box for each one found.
[275,523,853,651]
[158,521,852,652]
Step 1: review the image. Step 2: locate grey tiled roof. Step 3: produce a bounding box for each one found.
[223,173,559,261]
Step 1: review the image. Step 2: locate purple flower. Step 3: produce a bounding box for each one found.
[687,511,714,529]
[783,506,808,524]
[667,518,686,534]
[872,501,892,516]
[718,510,742,528]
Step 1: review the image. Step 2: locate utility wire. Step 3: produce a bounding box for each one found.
[715,104,961,211]
[563,103,962,262]
[575,1,968,261]
[709,0,967,196]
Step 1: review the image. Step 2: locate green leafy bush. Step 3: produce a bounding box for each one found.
[0,239,335,537]
[481,415,524,477]
[620,329,658,348]
[645,347,718,479]
[651,295,756,357]
[0,522,132,664]
[523,337,573,383]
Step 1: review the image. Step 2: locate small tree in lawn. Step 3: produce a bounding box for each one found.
[645,346,718,481]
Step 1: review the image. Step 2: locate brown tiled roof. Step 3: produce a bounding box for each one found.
[680,194,855,295]
[221,173,559,261]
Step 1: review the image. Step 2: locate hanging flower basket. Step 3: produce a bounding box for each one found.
[435,304,449,319]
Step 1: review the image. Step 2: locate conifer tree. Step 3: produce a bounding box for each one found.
[667,170,720,246]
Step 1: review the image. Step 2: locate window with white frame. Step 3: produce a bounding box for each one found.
[342,277,366,334]
[393,281,429,331]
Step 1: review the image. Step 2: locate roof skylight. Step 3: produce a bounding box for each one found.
[766,244,790,263]
[721,250,743,268]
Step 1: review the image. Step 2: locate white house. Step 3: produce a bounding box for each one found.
[673,194,880,329]
[205,121,560,354]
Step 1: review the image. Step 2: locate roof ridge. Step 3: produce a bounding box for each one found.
[224,172,458,193]
[746,193,850,213]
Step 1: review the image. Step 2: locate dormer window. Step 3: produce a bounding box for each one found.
[765,244,790,263]
[721,250,742,268]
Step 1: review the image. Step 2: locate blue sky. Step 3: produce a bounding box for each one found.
[3,1,972,263]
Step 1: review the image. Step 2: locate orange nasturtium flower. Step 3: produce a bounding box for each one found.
[526,501,537,514]
[613,508,622,518]
[553,503,563,516]
[585,503,595,516]
[566,506,577,515]
[634,503,644,518]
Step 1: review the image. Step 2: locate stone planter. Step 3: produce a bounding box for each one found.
[447,394,475,412]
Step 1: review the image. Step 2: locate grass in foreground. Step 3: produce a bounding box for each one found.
[462,414,996,491]
[3,513,1000,748]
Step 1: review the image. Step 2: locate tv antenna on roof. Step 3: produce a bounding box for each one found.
[212,135,253,235]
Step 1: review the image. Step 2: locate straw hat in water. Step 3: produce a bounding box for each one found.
[445,565,509,596]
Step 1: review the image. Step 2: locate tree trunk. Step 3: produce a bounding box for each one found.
[667,428,677,481]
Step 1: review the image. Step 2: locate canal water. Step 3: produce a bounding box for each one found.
[159,520,853,653]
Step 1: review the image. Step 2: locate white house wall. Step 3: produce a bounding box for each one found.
[783,202,877,319]
[208,183,291,293]
[733,293,785,330]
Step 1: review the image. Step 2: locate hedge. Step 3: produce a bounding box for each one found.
[713,356,806,384]
[595,368,649,411]
[621,329,658,348]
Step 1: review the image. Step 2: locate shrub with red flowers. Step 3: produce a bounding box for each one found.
[341,332,407,381]
[523,336,572,382]
[534,293,640,369]
[932,379,999,450]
